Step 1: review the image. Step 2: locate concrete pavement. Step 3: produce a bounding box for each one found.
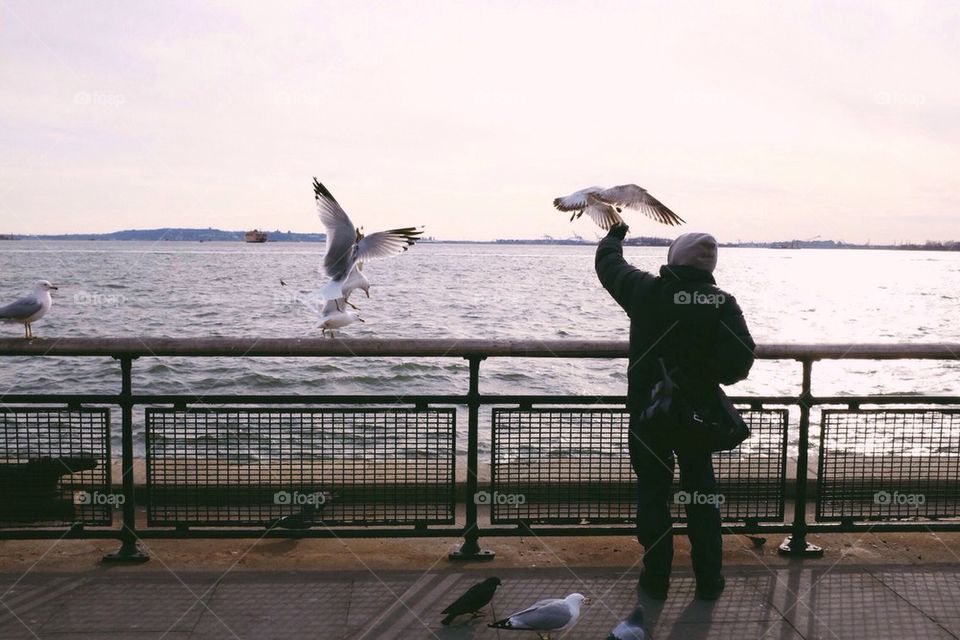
[2,563,960,639]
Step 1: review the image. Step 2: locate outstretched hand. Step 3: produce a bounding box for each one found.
[607,222,629,240]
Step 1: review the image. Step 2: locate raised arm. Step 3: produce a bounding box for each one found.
[595,224,656,313]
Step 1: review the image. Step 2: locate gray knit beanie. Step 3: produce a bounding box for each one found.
[667,233,718,273]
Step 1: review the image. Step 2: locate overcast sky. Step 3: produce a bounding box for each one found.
[1,1,957,242]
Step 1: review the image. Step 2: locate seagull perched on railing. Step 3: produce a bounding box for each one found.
[313,179,423,304]
[0,280,58,339]
[553,184,684,230]
[317,297,363,337]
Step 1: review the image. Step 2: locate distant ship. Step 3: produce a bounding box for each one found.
[244,229,268,243]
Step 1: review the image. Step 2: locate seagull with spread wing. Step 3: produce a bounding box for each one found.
[314,178,423,303]
[553,184,684,230]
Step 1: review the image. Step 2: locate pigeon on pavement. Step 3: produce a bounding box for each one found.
[441,576,502,625]
[606,602,645,640]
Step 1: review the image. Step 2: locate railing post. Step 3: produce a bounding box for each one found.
[450,356,494,561]
[778,358,824,557]
[103,356,149,563]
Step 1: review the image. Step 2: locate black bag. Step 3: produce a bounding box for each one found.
[638,358,750,453]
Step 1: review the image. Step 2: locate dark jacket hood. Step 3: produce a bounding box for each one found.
[658,264,716,285]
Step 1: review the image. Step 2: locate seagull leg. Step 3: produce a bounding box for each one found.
[346,300,360,310]
[24,323,31,340]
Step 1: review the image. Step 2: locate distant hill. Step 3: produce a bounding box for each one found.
[6,228,326,242]
[2,229,957,250]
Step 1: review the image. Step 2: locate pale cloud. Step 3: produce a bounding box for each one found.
[0,0,957,242]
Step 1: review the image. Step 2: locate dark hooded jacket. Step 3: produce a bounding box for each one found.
[595,235,755,414]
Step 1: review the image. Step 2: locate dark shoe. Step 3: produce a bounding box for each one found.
[637,569,669,600]
[695,575,725,600]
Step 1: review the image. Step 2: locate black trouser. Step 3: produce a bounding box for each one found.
[629,414,723,583]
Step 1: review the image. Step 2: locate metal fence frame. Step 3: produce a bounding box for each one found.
[0,338,958,562]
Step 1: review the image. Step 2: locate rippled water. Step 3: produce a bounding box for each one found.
[1,241,958,455]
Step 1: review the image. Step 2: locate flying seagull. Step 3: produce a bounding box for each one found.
[553,184,684,230]
[606,603,646,640]
[0,280,58,339]
[340,263,369,309]
[489,593,587,639]
[441,576,502,625]
[313,179,423,302]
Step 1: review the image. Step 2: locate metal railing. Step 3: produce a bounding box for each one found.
[0,338,958,562]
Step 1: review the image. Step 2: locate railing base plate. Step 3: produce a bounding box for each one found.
[777,536,824,557]
[102,541,150,564]
[448,549,495,561]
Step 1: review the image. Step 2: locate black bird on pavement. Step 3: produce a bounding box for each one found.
[441,576,502,625]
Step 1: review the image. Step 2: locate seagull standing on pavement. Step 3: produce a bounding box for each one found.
[553,184,684,230]
[489,593,587,639]
[0,280,58,339]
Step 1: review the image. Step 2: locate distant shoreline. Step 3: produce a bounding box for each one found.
[0,229,957,251]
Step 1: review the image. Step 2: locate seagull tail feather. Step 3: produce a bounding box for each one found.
[488,618,516,629]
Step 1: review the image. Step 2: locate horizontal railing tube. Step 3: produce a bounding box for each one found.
[1,338,959,360]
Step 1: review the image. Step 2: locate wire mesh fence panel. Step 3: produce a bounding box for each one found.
[490,409,633,524]
[0,408,112,527]
[490,408,788,525]
[705,409,789,523]
[817,409,960,521]
[145,408,456,527]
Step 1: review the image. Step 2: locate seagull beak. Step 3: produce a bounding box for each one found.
[364,288,370,298]
[583,596,593,605]
[49,284,59,290]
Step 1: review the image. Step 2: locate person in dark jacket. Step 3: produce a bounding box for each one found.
[595,222,755,601]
